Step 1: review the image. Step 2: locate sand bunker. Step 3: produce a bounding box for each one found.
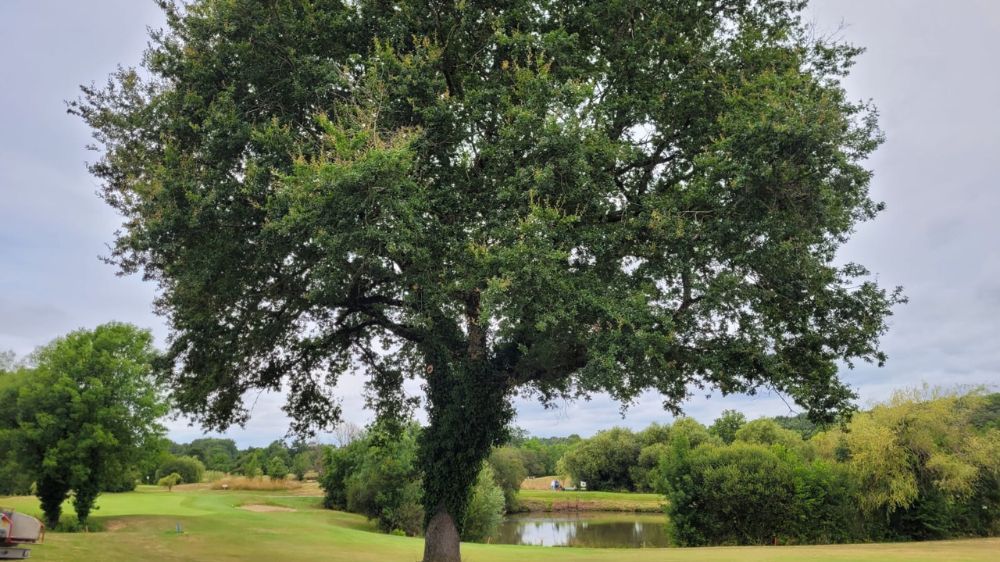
[239,504,297,513]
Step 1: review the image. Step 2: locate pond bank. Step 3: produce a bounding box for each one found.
[514,490,666,513]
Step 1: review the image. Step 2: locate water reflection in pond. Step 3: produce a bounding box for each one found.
[495,512,671,548]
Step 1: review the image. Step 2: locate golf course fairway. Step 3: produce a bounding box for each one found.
[2,486,997,561]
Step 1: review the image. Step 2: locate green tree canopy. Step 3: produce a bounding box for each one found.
[461,463,506,542]
[0,359,33,496]
[175,438,239,470]
[559,427,640,491]
[709,409,747,444]
[74,1,902,558]
[157,455,206,484]
[735,418,805,451]
[13,323,167,526]
[267,456,290,481]
[487,447,527,510]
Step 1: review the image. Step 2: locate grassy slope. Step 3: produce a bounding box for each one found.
[1,487,997,562]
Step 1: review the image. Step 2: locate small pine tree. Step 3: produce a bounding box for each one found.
[244,453,261,478]
[268,457,289,481]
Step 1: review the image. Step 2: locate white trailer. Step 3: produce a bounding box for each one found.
[0,510,44,559]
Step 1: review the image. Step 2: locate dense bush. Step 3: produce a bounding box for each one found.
[506,433,581,476]
[171,438,239,472]
[559,427,640,491]
[789,460,861,543]
[658,442,799,545]
[462,464,506,542]
[319,423,508,540]
[630,443,669,492]
[654,389,1000,546]
[488,447,527,510]
[0,368,32,496]
[734,419,807,453]
[320,439,367,509]
[319,425,426,536]
[0,458,33,496]
[344,429,425,536]
[101,467,139,492]
[241,452,262,478]
[267,457,289,481]
[157,455,206,484]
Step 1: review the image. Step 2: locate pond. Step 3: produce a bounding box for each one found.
[495,512,671,548]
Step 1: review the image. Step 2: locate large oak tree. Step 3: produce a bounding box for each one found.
[74,1,902,559]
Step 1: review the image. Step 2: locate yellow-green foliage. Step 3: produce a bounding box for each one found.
[156,473,182,491]
[812,387,1000,515]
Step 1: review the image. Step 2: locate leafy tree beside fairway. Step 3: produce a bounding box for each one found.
[0,358,33,496]
[5,323,167,527]
[242,452,263,478]
[462,464,506,542]
[268,457,289,481]
[75,1,903,559]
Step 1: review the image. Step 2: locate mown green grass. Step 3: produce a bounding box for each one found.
[2,487,997,561]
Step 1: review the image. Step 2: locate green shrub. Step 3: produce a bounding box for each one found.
[157,472,182,491]
[319,424,426,536]
[559,427,639,491]
[462,463,506,542]
[320,441,366,510]
[267,457,289,481]
[0,457,34,496]
[658,442,798,546]
[102,468,139,492]
[630,443,669,492]
[790,460,863,543]
[488,447,526,510]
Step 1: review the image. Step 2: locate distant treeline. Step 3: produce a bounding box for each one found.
[1,429,328,498]
[159,437,326,483]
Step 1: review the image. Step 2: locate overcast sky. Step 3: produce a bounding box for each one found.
[1,1,998,447]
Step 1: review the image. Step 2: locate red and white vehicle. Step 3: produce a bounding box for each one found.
[0,509,43,560]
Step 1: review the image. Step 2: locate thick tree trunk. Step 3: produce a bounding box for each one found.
[419,353,513,562]
[422,508,462,562]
